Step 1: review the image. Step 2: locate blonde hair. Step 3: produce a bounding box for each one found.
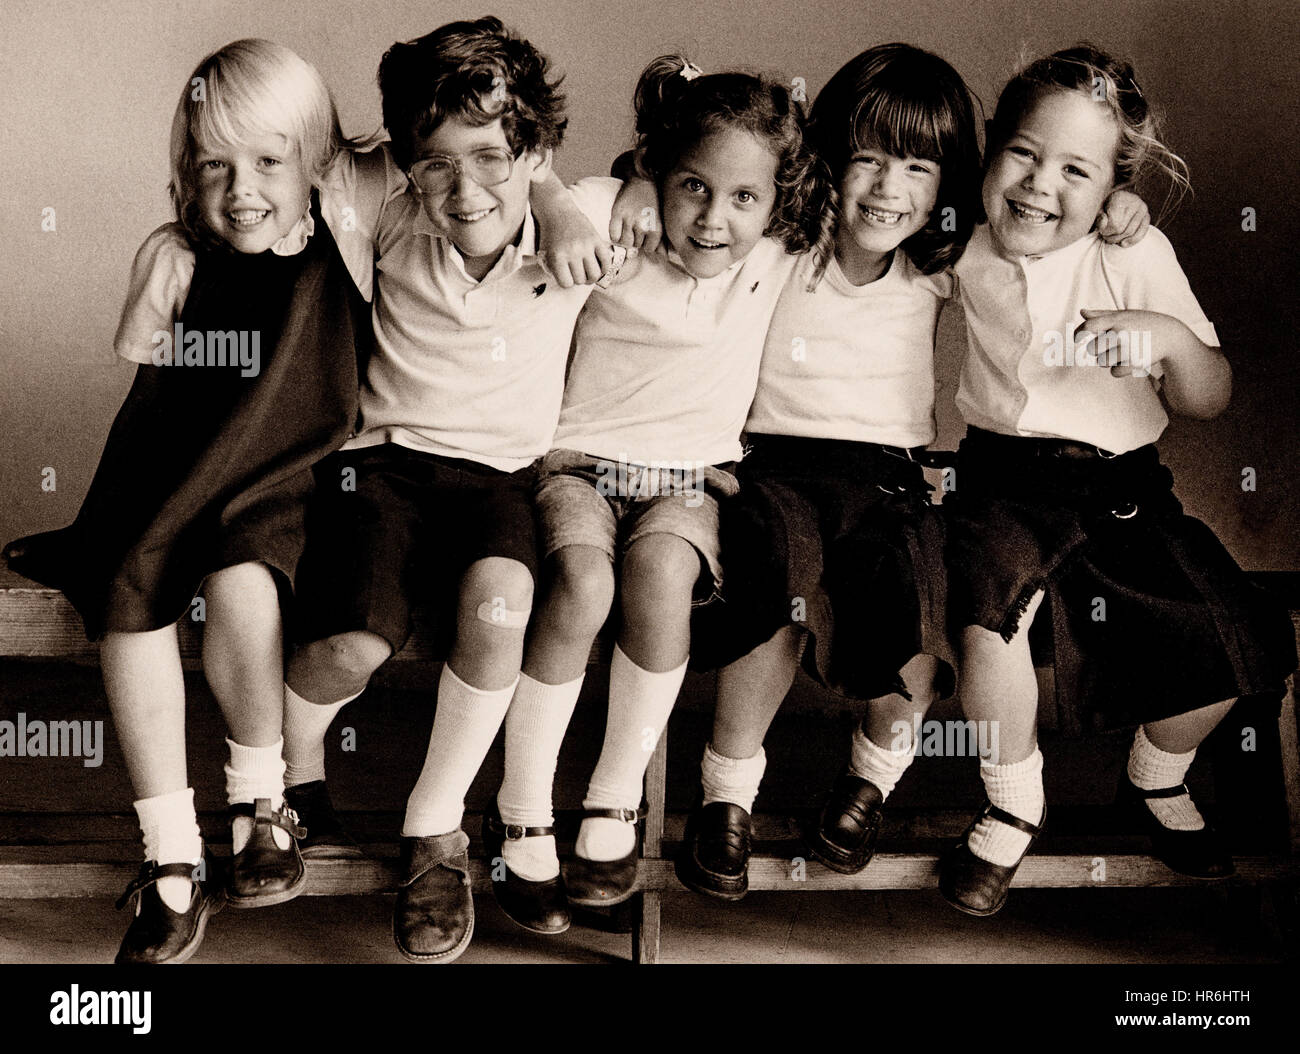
[169,39,361,243]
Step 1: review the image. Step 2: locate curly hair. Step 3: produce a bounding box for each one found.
[806,43,982,280]
[378,16,567,171]
[633,55,827,254]
[987,43,1190,224]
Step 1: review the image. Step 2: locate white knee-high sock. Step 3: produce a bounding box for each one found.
[578,646,686,861]
[402,664,517,838]
[1129,725,1204,830]
[134,787,203,913]
[967,748,1045,866]
[283,684,361,787]
[850,724,916,801]
[700,743,766,813]
[226,738,290,853]
[497,672,585,881]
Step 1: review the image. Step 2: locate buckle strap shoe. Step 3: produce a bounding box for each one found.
[566,807,642,908]
[938,802,1045,917]
[284,780,363,859]
[115,858,224,965]
[393,829,474,963]
[807,771,884,875]
[483,804,570,934]
[1118,775,1234,879]
[226,798,307,909]
[675,800,752,901]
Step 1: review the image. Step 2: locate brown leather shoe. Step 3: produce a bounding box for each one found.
[565,807,641,908]
[806,771,884,875]
[393,830,474,963]
[938,802,1045,917]
[227,798,307,909]
[115,859,223,964]
[675,800,751,901]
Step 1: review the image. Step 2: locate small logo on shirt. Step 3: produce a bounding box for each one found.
[750,281,760,293]
[532,283,546,298]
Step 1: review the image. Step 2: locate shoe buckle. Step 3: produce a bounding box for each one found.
[617,808,639,824]
[504,823,526,840]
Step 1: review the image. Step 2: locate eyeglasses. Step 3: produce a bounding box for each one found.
[409,147,517,194]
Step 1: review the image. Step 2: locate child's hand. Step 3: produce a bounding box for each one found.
[532,170,617,287]
[609,176,663,254]
[541,215,617,288]
[1097,190,1150,247]
[1075,308,1173,377]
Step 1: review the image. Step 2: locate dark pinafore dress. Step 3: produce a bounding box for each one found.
[690,434,956,703]
[4,192,370,640]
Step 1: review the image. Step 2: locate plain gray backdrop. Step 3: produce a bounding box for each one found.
[2,0,1296,568]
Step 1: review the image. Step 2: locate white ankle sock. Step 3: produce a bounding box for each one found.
[700,743,766,813]
[968,749,1045,866]
[226,738,290,853]
[577,646,686,861]
[283,684,360,788]
[497,672,585,882]
[402,664,517,838]
[134,787,202,912]
[1128,725,1204,831]
[849,724,915,801]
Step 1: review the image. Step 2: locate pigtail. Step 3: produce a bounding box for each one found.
[633,55,704,181]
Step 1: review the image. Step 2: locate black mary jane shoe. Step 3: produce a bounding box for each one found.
[284,780,364,859]
[226,798,307,909]
[482,804,571,934]
[675,800,752,901]
[806,770,884,875]
[1118,775,1234,879]
[115,859,223,965]
[565,807,642,908]
[938,801,1045,917]
[393,830,474,964]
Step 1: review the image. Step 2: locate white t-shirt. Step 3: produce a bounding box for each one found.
[955,223,1219,453]
[553,236,799,467]
[746,249,952,447]
[113,145,402,364]
[348,177,619,472]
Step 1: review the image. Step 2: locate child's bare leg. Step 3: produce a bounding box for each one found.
[203,561,300,865]
[203,562,283,747]
[101,626,201,911]
[578,534,699,863]
[403,556,534,837]
[955,591,1046,866]
[497,546,614,881]
[711,625,803,760]
[1127,698,1236,845]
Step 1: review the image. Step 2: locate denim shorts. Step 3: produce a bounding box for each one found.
[534,449,735,602]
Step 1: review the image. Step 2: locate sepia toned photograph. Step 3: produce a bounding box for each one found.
[0,0,1295,1021]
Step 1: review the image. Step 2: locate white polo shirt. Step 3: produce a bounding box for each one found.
[113,145,401,364]
[746,249,952,447]
[553,236,798,467]
[347,176,619,472]
[955,223,1219,454]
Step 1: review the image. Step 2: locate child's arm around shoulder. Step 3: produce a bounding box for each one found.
[113,223,195,365]
[532,171,619,287]
[1079,228,1231,418]
[319,143,408,301]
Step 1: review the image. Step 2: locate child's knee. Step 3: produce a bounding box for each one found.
[205,561,278,605]
[622,534,701,602]
[460,557,535,630]
[299,631,391,683]
[549,547,615,627]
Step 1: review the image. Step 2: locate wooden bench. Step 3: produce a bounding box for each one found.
[3,568,1298,963]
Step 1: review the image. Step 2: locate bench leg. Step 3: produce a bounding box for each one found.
[632,891,662,964]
